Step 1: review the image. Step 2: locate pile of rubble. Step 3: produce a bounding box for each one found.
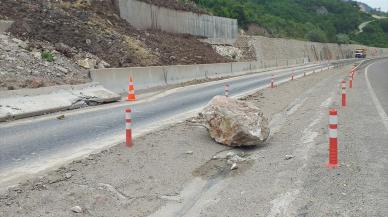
[0,33,90,91]
[1,0,230,68]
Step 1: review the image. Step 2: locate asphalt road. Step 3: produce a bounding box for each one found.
[0,60,354,183]
[367,59,388,115]
[1,59,387,216]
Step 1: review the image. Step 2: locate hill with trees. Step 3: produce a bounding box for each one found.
[190,0,387,47]
[352,18,388,47]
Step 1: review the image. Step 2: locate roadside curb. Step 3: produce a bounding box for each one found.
[0,83,120,122]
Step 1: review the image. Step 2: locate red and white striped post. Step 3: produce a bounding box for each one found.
[327,109,339,167]
[125,108,133,147]
[341,80,346,107]
[224,84,229,97]
[271,75,275,88]
[349,73,353,89]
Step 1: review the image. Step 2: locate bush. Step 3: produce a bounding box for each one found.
[41,51,54,62]
[305,29,328,42]
[336,34,350,44]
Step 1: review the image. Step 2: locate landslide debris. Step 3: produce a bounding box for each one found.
[0,33,89,91]
[200,96,270,147]
[0,0,230,68]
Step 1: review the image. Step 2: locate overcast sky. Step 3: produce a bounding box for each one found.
[358,0,388,12]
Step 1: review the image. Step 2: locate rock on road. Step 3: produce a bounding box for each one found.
[0,62,338,187]
[0,59,387,217]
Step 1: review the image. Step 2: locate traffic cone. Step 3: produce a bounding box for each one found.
[127,76,136,101]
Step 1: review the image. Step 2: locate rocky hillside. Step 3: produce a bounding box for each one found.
[0,34,89,90]
[0,0,230,68]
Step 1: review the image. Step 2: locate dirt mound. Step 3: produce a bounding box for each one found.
[0,0,229,68]
[0,34,89,91]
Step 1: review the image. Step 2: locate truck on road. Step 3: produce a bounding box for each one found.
[355,48,367,58]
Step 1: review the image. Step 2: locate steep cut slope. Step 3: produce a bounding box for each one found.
[0,0,230,68]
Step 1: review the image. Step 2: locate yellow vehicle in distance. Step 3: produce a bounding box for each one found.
[355,48,367,58]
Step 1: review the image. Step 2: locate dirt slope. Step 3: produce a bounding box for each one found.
[0,0,230,68]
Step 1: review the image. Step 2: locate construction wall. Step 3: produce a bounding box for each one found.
[247,36,388,63]
[116,0,238,44]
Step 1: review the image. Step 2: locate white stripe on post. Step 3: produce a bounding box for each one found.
[329,128,338,138]
[125,108,132,147]
[329,116,338,125]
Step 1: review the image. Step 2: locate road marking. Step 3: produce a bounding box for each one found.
[267,95,332,217]
[365,63,388,132]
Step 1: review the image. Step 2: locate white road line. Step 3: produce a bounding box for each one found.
[365,63,388,132]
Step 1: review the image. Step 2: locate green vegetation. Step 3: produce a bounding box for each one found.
[191,0,388,47]
[352,19,388,47]
[41,51,55,62]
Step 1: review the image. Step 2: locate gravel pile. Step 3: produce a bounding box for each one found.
[0,33,89,91]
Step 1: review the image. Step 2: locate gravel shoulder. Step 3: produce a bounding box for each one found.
[1,64,372,217]
[290,60,388,216]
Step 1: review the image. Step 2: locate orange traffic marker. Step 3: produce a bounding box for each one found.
[341,80,346,107]
[127,76,136,101]
[125,108,133,147]
[327,109,339,168]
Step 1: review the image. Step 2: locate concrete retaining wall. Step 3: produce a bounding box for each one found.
[91,58,306,94]
[247,36,388,63]
[91,35,388,95]
[0,20,14,33]
[116,0,238,44]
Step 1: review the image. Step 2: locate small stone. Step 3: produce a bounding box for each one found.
[185,151,193,155]
[231,163,238,170]
[285,155,294,160]
[65,173,72,179]
[97,60,110,69]
[57,115,65,120]
[71,206,82,213]
[54,65,69,73]
[226,152,235,158]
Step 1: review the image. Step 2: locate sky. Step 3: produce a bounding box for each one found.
[358,0,388,12]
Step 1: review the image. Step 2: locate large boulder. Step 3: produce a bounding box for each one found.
[200,96,270,147]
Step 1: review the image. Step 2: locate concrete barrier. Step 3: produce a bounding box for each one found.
[0,20,14,33]
[201,63,232,79]
[0,83,120,122]
[166,65,204,85]
[91,58,310,94]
